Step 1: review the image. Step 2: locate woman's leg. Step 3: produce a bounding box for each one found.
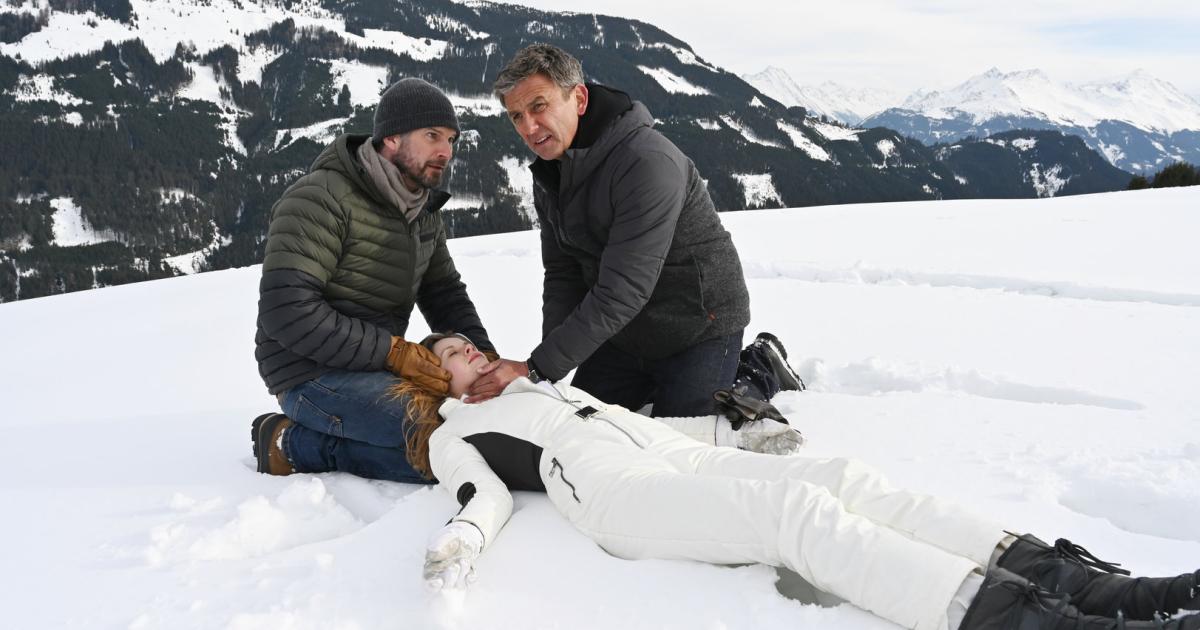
[559,451,977,630]
[615,411,1005,568]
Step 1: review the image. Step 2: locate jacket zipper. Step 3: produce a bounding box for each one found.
[547,391,646,449]
[548,458,581,504]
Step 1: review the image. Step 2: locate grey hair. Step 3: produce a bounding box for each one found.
[492,43,584,104]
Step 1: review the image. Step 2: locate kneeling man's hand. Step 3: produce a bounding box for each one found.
[464,358,528,403]
[386,337,451,395]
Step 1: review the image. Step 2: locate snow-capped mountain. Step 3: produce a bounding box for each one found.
[0,1,1131,302]
[899,68,1200,133]
[864,68,1200,172]
[743,67,897,126]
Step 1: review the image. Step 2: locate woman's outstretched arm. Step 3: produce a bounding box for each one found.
[424,430,514,590]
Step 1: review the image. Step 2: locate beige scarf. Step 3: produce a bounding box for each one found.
[356,141,430,223]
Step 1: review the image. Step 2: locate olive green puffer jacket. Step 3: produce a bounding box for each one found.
[254,134,493,395]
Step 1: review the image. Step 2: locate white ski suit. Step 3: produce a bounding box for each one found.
[429,378,1006,630]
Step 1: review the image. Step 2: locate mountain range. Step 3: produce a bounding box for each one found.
[741,67,897,127]
[746,66,1200,174]
[0,0,1135,302]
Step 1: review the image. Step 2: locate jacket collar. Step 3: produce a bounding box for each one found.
[317,133,452,216]
[529,86,652,197]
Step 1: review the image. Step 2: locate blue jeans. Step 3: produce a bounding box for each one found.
[278,369,434,484]
[570,330,744,417]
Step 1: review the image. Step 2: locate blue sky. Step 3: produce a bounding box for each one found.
[509,0,1200,101]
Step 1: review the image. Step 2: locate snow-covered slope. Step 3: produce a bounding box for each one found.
[743,67,897,126]
[3,189,1198,629]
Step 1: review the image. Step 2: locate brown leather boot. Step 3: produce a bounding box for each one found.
[251,413,295,475]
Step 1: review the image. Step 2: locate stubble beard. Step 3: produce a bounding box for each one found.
[392,141,448,190]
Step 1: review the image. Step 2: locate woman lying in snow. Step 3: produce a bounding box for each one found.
[405,333,1199,630]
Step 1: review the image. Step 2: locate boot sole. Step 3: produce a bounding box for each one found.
[251,412,279,474]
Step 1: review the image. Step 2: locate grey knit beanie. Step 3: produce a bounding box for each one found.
[372,78,459,144]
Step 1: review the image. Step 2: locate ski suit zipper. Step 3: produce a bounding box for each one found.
[548,457,581,503]
[534,384,647,449]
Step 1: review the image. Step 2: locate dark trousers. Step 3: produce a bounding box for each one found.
[278,369,433,484]
[570,330,744,417]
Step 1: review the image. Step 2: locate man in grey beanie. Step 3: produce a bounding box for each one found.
[250,77,499,483]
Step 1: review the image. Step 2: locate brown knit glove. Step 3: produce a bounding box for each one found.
[483,350,499,363]
[386,337,451,395]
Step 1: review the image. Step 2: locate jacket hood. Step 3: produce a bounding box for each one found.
[560,100,653,195]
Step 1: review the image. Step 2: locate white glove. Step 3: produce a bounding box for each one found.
[717,418,805,455]
[423,521,485,592]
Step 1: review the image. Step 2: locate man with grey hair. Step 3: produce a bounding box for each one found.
[250,77,498,481]
[467,43,775,420]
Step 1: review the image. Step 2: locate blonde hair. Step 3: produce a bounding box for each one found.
[390,379,447,480]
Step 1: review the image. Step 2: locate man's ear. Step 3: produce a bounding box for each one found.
[574,83,589,116]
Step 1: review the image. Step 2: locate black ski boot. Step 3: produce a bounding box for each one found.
[736,332,805,398]
[753,332,806,392]
[961,567,1200,630]
[997,533,1200,620]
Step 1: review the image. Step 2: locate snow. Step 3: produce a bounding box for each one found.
[721,115,785,148]
[159,188,193,204]
[743,67,898,126]
[447,92,507,118]
[441,194,487,211]
[236,45,284,86]
[526,20,555,36]
[1097,141,1126,166]
[0,0,450,71]
[954,175,969,185]
[1011,137,1037,152]
[900,68,1200,134]
[425,13,488,39]
[328,59,389,108]
[344,28,448,62]
[11,73,86,105]
[1028,164,1070,198]
[636,65,710,96]
[777,121,831,162]
[695,118,722,131]
[1,189,1200,627]
[163,221,232,275]
[0,0,343,65]
[733,173,783,207]
[274,116,351,151]
[809,119,863,142]
[499,155,536,225]
[750,96,765,108]
[644,41,721,73]
[177,62,227,105]
[875,139,896,160]
[49,196,121,247]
